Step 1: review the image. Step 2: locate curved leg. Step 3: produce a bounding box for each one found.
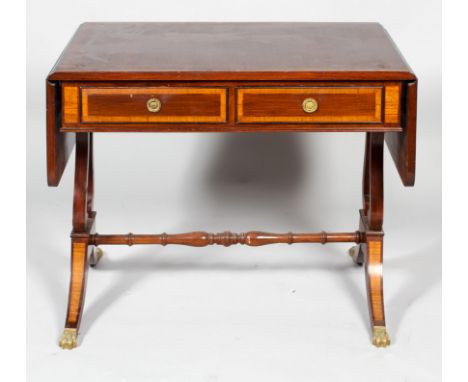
[356,133,390,347]
[59,238,89,349]
[59,133,93,349]
[365,233,390,347]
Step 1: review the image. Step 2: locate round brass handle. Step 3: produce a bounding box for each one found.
[302,98,318,113]
[146,98,162,113]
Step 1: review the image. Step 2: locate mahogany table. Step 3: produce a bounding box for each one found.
[46,22,417,349]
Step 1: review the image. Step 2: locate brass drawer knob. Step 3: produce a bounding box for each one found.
[302,98,318,113]
[146,98,162,113]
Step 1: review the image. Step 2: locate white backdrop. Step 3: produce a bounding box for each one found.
[27,1,441,381]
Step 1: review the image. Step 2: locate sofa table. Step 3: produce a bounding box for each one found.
[46,22,417,349]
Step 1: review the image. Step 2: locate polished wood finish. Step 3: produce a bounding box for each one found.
[89,231,362,247]
[61,81,403,131]
[238,87,383,123]
[365,133,384,231]
[62,121,401,133]
[61,133,97,348]
[46,81,74,186]
[366,236,385,325]
[47,23,417,349]
[47,23,416,185]
[351,133,389,345]
[62,84,80,124]
[384,84,401,124]
[48,23,415,82]
[385,81,418,186]
[72,134,90,231]
[65,239,88,329]
[80,87,227,124]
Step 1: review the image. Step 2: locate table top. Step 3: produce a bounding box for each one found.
[48,22,415,82]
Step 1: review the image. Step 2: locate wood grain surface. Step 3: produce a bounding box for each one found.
[237,87,382,123]
[81,87,226,123]
[384,81,417,186]
[48,22,416,81]
[65,240,88,328]
[366,238,385,324]
[46,81,74,186]
[63,85,80,124]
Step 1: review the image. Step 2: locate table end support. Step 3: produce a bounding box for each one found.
[60,133,95,350]
[357,132,390,348]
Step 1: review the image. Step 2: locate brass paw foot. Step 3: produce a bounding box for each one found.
[59,328,78,349]
[90,247,103,268]
[372,326,391,348]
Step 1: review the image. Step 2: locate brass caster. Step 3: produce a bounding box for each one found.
[348,246,358,257]
[372,326,391,348]
[59,328,78,350]
[348,245,364,266]
[90,247,103,268]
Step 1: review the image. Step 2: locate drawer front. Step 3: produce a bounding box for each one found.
[237,87,385,124]
[78,87,227,124]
